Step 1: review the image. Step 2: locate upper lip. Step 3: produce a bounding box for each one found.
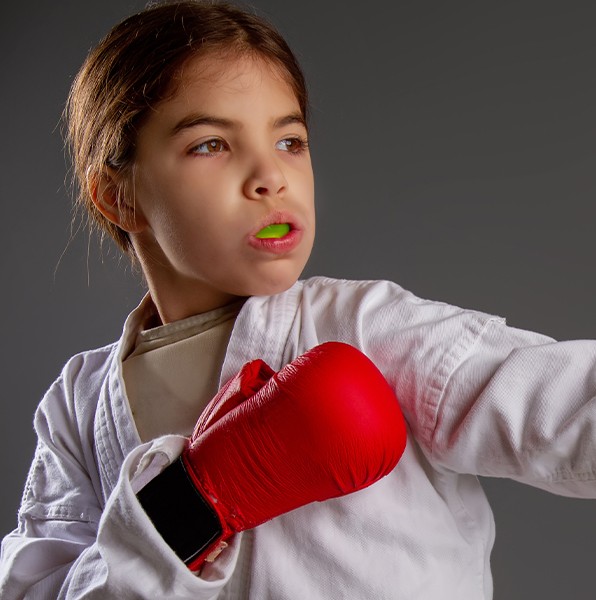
[250,210,301,237]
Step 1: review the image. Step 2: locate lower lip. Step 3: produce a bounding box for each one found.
[248,228,303,254]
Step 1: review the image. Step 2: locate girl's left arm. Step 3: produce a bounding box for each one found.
[427,320,596,496]
[323,278,596,496]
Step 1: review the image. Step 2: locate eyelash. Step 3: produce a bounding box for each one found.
[190,139,228,155]
[189,136,309,156]
[276,137,309,154]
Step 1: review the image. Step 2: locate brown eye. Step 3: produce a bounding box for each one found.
[276,137,308,153]
[193,139,227,154]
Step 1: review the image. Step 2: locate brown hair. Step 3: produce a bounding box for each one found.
[65,0,309,257]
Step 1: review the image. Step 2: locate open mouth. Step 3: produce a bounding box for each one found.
[255,223,291,239]
[249,218,302,254]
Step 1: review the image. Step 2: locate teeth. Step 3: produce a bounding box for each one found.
[255,223,290,239]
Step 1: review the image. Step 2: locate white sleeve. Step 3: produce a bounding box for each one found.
[429,319,596,497]
[0,381,239,599]
[331,279,596,497]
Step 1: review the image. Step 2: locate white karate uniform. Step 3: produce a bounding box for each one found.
[2,276,596,599]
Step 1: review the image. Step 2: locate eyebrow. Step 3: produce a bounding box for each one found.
[170,114,233,136]
[169,111,306,137]
[273,113,307,129]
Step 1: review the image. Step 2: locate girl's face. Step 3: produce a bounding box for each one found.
[127,53,315,322]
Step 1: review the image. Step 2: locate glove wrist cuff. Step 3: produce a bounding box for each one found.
[136,456,224,569]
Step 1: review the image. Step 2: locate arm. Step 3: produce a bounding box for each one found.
[307,278,596,495]
[1,342,407,597]
[430,320,596,496]
[0,374,239,599]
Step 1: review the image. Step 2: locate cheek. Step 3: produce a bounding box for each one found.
[298,168,315,205]
[137,179,206,240]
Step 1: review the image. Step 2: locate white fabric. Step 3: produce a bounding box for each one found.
[2,276,596,599]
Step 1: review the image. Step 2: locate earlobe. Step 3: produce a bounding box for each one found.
[89,168,147,233]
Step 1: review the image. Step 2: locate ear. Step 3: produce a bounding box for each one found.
[89,168,147,234]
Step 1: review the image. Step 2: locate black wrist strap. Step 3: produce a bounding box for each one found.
[136,456,223,566]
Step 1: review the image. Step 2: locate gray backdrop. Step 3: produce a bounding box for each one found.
[2,1,596,597]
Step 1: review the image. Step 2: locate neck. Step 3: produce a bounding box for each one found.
[131,234,244,324]
[138,264,241,325]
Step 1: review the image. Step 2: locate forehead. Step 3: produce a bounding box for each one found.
[134,52,306,149]
[165,52,300,112]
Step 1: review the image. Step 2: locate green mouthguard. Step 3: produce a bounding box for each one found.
[255,223,290,239]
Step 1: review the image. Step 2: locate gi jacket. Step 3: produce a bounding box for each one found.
[2,277,596,599]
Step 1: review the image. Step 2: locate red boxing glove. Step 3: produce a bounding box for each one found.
[137,342,407,571]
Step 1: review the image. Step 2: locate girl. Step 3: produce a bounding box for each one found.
[2,1,596,598]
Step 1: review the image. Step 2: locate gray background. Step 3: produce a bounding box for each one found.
[2,1,596,597]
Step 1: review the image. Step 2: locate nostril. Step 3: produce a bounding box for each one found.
[255,186,267,195]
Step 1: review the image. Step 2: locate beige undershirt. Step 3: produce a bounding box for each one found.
[122,301,243,443]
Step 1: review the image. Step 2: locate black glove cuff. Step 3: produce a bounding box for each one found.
[136,456,223,567]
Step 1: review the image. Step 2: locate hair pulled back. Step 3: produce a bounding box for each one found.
[65,0,309,256]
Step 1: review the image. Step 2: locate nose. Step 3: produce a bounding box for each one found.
[243,153,288,201]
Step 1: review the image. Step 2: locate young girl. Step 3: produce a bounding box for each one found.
[2,1,596,598]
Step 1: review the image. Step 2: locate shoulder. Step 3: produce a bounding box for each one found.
[20,343,119,523]
[295,277,505,385]
[35,342,119,441]
[299,275,499,324]
[53,342,118,398]
[299,276,407,307]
